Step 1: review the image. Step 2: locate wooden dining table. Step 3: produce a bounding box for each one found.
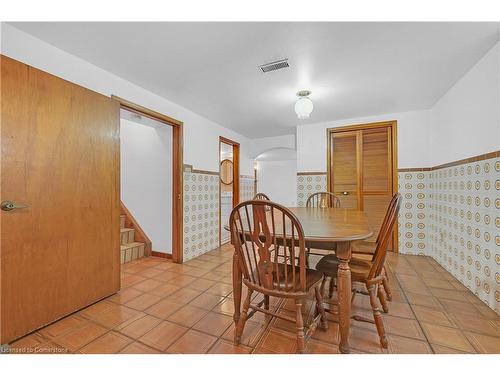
[229,207,373,354]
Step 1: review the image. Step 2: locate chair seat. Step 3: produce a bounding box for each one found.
[351,240,376,255]
[271,263,324,291]
[315,254,372,282]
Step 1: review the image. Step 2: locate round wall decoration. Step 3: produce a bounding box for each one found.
[220,159,234,185]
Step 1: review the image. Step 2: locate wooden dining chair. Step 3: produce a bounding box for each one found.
[349,193,400,302]
[253,192,271,200]
[315,193,402,348]
[306,191,341,209]
[319,193,399,303]
[304,192,341,270]
[229,200,328,353]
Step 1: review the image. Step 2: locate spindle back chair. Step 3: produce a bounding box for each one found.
[253,192,271,201]
[304,192,341,267]
[306,192,341,208]
[229,200,328,353]
[315,193,402,348]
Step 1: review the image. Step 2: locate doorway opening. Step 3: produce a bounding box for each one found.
[113,96,184,263]
[219,136,240,245]
[327,120,398,251]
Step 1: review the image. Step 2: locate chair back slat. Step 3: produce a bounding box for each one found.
[368,193,402,279]
[306,192,341,208]
[230,200,307,293]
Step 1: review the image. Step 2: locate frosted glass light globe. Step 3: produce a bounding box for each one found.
[294,96,313,119]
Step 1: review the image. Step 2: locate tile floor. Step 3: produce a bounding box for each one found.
[7,244,500,354]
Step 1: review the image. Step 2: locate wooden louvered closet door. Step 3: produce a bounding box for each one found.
[328,122,397,250]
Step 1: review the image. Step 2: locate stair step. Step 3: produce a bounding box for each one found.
[120,242,145,264]
[120,227,135,245]
[120,215,126,229]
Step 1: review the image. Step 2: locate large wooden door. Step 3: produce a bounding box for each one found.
[328,122,397,250]
[0,56,120,343]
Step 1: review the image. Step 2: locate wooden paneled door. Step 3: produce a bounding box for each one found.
[0,56,120,343]
[327,121,398,250]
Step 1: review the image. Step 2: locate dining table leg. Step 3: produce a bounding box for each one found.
[336,240,352,354]
[232,251,242,327]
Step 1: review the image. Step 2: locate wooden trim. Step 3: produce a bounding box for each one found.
[431,150,499,170]
[121,202,153,256]
[219,136,241,147]
[192,169,219,176]
[356,130,363,210]
[184,164,220,175]
[326,120,399,252]
[172,124,183,264]
[113,96,184,264]
[397,168,433,172]
[219,136,240,207]
[219,136,240,246]
[111,95,183,127]
[327,120,398,134]
[151,251,172,259]
[297,171,327,175]
[397,150,499,172]
[233,144,240,206]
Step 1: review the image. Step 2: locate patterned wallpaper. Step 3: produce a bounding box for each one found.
[397,171,429,256]
[183,171,220,261]
[295,154,499,313]
[296,173,327,207]
[240,175,256,201]
[183,171,255,261]
[427,157,499,313]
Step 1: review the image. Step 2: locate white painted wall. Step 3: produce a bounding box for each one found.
[251,135,298,205]
[296,110,432,171]
[251,134,296,157]
[429,42,500,166]
[121,119,172,253]
[295,41,500,172]
[256,160,297,206]
[0,23,254,175]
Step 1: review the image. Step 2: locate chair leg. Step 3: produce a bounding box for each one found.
[264,295,270,310]
[382,267,393,301]
[320,275,327,298]
[295,299,305,354]
[378,286,389,313]
[314,286,328,330]
[235,289,253,345]
[328,277,335,298]
[368,284,388,349]
[306,247,310,268]
[351,288,357,304]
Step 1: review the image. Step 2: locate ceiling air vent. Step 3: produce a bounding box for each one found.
[259,59,289,73]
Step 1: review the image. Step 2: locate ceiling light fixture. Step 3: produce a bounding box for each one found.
[294,90,313,120]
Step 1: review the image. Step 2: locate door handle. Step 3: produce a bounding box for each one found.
[1,200,30,212]
[342,191,349,195]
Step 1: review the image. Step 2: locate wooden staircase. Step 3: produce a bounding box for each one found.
[120,215,147,264]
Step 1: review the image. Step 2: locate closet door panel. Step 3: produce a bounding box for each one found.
[362,127,393,243]
[330,131,360,209]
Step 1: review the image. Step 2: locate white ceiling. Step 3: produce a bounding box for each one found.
[10,22,499,138]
